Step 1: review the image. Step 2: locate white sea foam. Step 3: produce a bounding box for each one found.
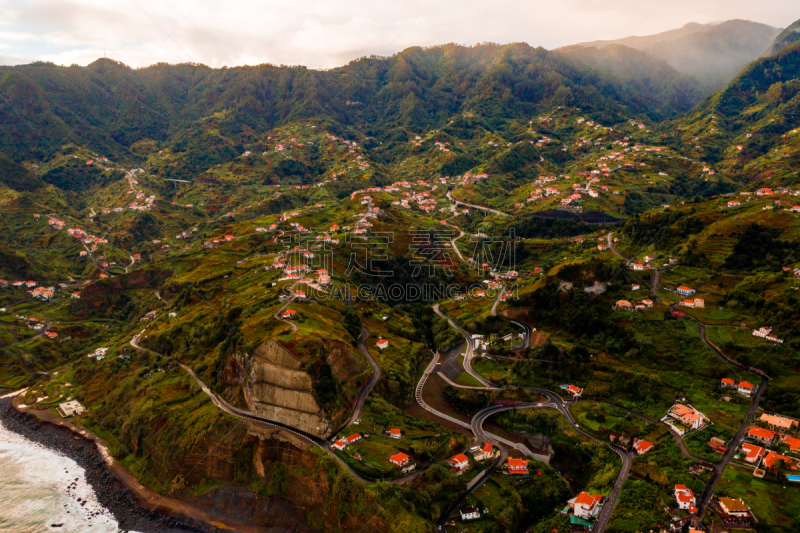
[0,419,121,533]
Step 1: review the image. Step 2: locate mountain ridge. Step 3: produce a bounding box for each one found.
[574,19,782,92]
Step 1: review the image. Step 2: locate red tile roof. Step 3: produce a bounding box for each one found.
[747,427,776,440]
[574,492,596,506]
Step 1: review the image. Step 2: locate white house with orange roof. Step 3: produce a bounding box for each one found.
[449,453,469,475]
[470,442,498,461]
[738,381,756,397]
[667,404,707,432]
[674,485,697,513]
[747,426,777,445]
[676,286,695,296]
[572,492,603,520]
[389,452,410,467]
[560,384,583,397]
[376,339,389,349]
[741,442,766,463]
[632,439,654,455]
[344,434,361,446]
[507,457,528,475]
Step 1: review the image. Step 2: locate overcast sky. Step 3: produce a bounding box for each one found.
[1,0,798,69]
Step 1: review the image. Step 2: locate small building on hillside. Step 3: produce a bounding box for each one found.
[507,458,528,475]
[674,485,697,514]
[615,300,633,311]
[459,507,480,521]
[449,453,469,475]
[572,492,604,520]
[57,400,86,418]
[738,381,756,397]
[632,439,653,455]
[389,452,410,467]
[471,442,498,461]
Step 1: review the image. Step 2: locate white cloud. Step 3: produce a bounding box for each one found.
[0,0,797,68]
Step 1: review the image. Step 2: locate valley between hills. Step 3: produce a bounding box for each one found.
[2,17,800,533]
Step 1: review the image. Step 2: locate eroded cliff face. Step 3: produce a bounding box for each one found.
[243,339,332,438]
[179,429,386,533]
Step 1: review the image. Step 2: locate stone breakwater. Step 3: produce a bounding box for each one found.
[0,398,209,533]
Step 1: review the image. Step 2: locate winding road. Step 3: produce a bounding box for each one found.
[606,232,630,265]
[432,304,492,388]
[428,306,632,533]
[339,326,381,429]
[692,318,768,516]
[446,190,508,217]
[607,230,769,516]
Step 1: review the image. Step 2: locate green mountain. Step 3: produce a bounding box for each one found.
[0,43,714,165]
[766,18,800,56]
[577,20,782,92]
[5,26,800,533]
[668,37,800,183]
[556,44,705,120]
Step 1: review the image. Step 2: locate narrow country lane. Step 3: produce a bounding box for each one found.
[446,190,508,216]
[339,326,381,429]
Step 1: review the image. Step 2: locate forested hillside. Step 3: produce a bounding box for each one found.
[0,43,716,164]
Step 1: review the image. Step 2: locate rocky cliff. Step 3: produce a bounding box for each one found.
[243,339,332,438]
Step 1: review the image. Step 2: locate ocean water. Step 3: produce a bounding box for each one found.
[0,420,121,533]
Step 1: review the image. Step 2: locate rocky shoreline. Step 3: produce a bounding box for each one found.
[0,397,211,533]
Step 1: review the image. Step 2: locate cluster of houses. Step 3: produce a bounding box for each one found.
[614,299,653,312]
[87,347,109,360]
[1,280,38,289]
[331,433,362,451]
[98,193,157,214]
[332,432,417,473]
[29,286,56,301]
[663,404,707,435]
[630,255,658,271]
[1,280,64,302]
[720,377,757,398]
[738,413,800,479]
[678,298,705,308]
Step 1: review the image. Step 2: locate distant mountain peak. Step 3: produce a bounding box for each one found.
[766,18,800,56]
[570,19,782,94]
